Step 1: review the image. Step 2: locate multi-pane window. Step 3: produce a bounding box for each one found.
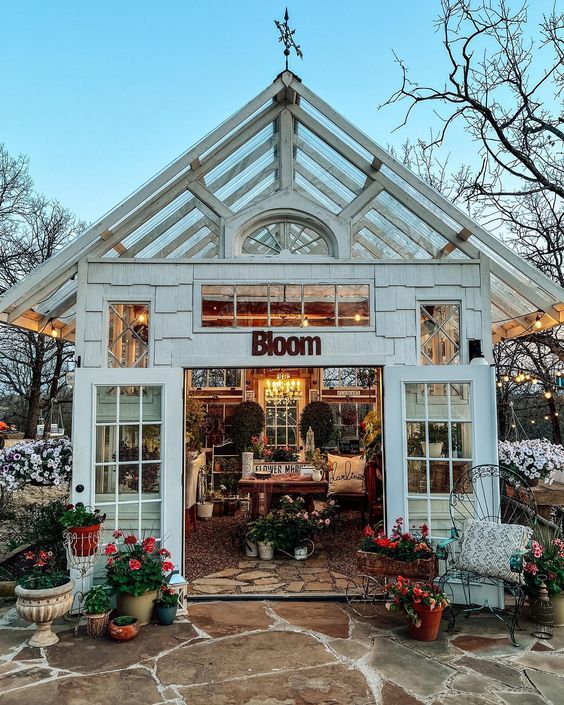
[420,304,460,365]
[265,401,298,447]
[108,304,149,368]
[329,401,371,454]
[94,386,162,543]
[323,367,374,388]
[241,221,331,256]
[190,369,242,388]
[201,284,370,328]
[405,382,472,537]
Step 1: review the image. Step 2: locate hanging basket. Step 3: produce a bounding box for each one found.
[67,524,101,557]
[356,551,437,581]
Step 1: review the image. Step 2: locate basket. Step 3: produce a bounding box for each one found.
[356,551,437,581]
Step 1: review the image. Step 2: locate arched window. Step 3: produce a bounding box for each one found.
[241,220,331,256]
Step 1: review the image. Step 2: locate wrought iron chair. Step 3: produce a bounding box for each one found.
[437,463,538,647]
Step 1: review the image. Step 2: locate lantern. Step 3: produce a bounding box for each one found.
[306,426,315,457]
[532,578,553,640]
[167,569,188,615]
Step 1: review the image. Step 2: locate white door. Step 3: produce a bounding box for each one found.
[71,367,184,567]
[384,364,498,536]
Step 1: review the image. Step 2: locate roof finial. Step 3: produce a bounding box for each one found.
[274,7,303,71]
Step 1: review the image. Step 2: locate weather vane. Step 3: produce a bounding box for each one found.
[274,8,303,71]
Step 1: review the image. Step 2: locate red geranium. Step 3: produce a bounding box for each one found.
[360,517,434,562]
[124,535,137,545]
[162,561,174,573]
[104,543,117,555]
[129,559,142,571]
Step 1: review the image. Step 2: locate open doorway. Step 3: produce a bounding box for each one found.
[183,366,384,595]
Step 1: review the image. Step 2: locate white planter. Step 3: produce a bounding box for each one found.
[15,579,75,647]
[196,502,214,520]
[242,451,254,478]
[245,537,258,557]
[257,541,274,560]
[421,442,443,458]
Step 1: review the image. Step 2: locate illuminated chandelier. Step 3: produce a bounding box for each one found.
[265,372,302,405]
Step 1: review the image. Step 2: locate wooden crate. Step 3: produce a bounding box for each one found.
[356,551,437,581]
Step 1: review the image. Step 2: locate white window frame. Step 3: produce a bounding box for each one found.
[103,297,154,368]
[417,301,463,366]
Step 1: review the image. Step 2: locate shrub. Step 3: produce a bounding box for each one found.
[231,402,265,453]
[9,498,68,570]
[300,402,335,450]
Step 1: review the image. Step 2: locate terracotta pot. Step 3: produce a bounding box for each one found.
[67,524,101,557]
[116,590,158,625]
[108,617,140,641]
[407,604,445,642]
[85,611,111,638]
[15,579,75,647]
[155,604,177,625]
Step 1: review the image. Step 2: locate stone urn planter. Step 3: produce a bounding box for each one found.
[15,579,75,646]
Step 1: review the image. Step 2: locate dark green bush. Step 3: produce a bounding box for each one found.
[9,497,68,570]
[300,402,335,450]
[231,401,264,453]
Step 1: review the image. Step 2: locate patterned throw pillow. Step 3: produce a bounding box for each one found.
[455,519,532,584]
[327,454,366,494]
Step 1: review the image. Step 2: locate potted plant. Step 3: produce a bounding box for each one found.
[498,438,564,486]
[360,411,381,461]
[185,396,205,459]
[386,576,449,641]
[83,585,112,638]
[274,495,338,559]
[196,465,214,519]
[358,518,437,580]
[108,615,140,641]
[248,513,279,560]
[58,503,106,556]
[300,402,335,450]
[154,585,179,625]
[524,534,564,625]
[15,549,74,647]
[232,401,265,453]
[105,532,174,625]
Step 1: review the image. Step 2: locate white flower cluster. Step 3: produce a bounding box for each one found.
[0,438,72,490]
[498,438,564,482]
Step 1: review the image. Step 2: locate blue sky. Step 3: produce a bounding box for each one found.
[0,1,553,223]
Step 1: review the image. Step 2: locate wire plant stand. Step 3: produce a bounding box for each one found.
[63,529,102,636]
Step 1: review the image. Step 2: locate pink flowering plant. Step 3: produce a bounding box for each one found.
[104,531,174,597]
[272,495,338,552]
[498,439,564,483]
[523,534,564,598]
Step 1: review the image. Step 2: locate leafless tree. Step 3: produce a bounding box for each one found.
[0,145,82,436]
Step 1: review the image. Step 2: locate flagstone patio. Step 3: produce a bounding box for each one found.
[0,599,563,704]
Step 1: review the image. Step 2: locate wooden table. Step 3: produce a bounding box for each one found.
[238,476,329,518]
[531,480,564,520]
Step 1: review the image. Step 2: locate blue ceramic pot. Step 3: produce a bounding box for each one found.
[155,604,177,626]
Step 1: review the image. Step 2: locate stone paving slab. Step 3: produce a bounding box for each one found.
[271,601,350,638]
[187,600,274,637]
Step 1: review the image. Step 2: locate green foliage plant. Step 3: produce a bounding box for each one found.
[84,585,112,614]
[300,402,335,450]
[232,401,265,453]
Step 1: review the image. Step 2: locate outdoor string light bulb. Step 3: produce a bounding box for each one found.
[545,391,552,399]
[51,324,59,338]
[534,312,544,329]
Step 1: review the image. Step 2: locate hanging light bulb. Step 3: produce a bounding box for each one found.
[354,313,361,322]
[503,375,510,382]
[534,312,543,329]
[51,324,59,338]
[137,312,146,324]
[497,381,503,388]
[545,391,552,399]
[303,317,309,327]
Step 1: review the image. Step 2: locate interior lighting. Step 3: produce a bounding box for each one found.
[50,324,59,339]
[354,313,361,322]
[303,317,309,327]
[265,372,302,405]
[497,381,503,388]
[532,378,538,385]
[137,312,146,324]
[503,375,510,382]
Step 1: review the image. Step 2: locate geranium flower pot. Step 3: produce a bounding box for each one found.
[116,590,158,625]
[67,524,101,557]
[108,617,140,641]
[15,579,75,647]
[406,604,445,642]
[155,604,178,625]
[85,611,111,638]
[257,541,274,560]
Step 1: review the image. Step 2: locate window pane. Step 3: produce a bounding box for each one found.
[142,387,162,422]
[427,384,449,419]
[96,386,117,422]
[420,304,460,365]
[95,464,116,497]
[337,285,369,326]
[118,503,140,535]
[191,369,207,388]
[108,304,149,369]
[96,426,116,463]
[407,499,428,531]
[451,423,472,458]
[429,461,450,493]
[119,387,141,422]
[304,285,336,327]
[407,463,427,494]
[269,285,302,327]
[202,285,234,328]
[427,423,448,457]
[406,422,425,457]
[118,464,138,496]
[429,499,452,537]
[141,502,161,538]
[225,369,241,387]
[323,368,339,388]
[142,425,161,460]
[141,463,161,499]
[236,285,268,328]
[119,426,139,462]
[405,384,426,419]
[450,384,471,420]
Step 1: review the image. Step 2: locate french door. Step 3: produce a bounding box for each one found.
[71,367,184,568]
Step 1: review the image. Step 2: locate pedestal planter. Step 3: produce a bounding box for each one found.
[67,524,101,557]
[108,617,140,641]
[257,541,274,560]
[85,611,111,638]
[406,604,445,642]
[15,579,74,647]
[155,604,178,625]
[116,590,158,625]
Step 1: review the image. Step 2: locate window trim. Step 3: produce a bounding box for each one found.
[189,368,243,390]
[417,301,463,366]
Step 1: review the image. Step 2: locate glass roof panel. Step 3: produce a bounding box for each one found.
[166,225,218,259]
[294,172,341,214]
[34,279,77,316]
[354,227,398,259]
[136,206,216,259]
[490,273,538,317]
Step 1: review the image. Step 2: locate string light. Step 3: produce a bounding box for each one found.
[544,391,552,399]
[137,312,146,324]
[302,317,309,327]
[533,312,544,329]
[50,323,59,338]
[354,313,361,322]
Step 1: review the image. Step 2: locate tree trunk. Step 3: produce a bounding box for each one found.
[25,336,45,438]
[547,394,562,445]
